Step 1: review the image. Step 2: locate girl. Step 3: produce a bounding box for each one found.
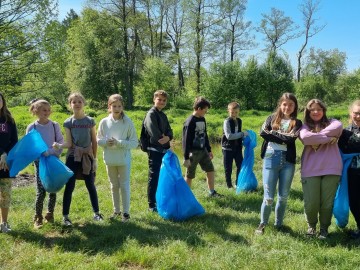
[97,94,138,222]
[26,99,64,228]
[53,93,103,226]
[338,100,360,238]
[299,99,342,239]
[255,93,302,235]
[0,92,18,233]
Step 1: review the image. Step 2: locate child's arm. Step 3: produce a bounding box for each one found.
[96,120,107,148]
[114,121,138,149]
[91,126,97,158]
[53,127,72,150]
[223,119,246,140]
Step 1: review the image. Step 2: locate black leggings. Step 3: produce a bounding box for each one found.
[62,157,99,216]
[34,161,56,216]
[348,168,360,228]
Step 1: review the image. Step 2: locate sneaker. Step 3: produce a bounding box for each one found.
[109,212,122,220]
[306,227,316,237]
[209,190,223,197]
[33,215,43,229]
[122,213,130,222]
[44,212,54,223]
[318,228,328,240]
[255,223,266,235]
[148,207,158,212]
[227,184,234,189]
[93,213,104,221]
[350,229,360,239]
[62,217,73,227]
[0,222,11,233]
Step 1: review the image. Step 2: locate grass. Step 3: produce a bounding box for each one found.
[1,105,359,269]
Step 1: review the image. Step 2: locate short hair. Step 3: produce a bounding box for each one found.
[227,102,240,110]
[29,99,51,116]
[68,92,86,105]
[153,90,168,99]
[193,96,211,110]
[349,100,360,124]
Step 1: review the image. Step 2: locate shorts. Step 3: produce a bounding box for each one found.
[0,178,12,208]
[186,149,214,179]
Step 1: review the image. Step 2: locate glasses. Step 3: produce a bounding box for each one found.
[352,112,360,116]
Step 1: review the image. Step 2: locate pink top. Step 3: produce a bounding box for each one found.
[299,119,343,178]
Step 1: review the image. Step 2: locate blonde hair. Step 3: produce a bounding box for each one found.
[68,92,86,105]
[349,100,360,124]
[227,102,240,110]
[108,94,125,118]
[153,90,168,99]
[29,99,51,116]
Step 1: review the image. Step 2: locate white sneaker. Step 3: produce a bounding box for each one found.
[1,222,12,233]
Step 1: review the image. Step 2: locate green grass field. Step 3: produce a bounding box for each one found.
[1,105,359,270]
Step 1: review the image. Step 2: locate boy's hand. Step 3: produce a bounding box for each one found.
[183,159,191,168]
[243,131,249,137]
[209,152,214,160]
[158,135,170,145]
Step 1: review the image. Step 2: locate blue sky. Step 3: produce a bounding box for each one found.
[58,0,360,72]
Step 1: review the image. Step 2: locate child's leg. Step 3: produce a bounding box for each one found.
[84,172,99,213]
[206,171,215,190]
[234,150,243,186]
[119,165,130,214]
[47,193,56,214]
[34,162,46,217]
[106,165,121,213]
[0,178,12,223]
[223,150,234,188]
[148,151,164,208]
[63,157,78,216]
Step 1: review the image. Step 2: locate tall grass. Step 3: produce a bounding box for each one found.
[0,105,358,270]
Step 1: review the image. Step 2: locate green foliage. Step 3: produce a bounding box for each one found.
[134,57,176,106]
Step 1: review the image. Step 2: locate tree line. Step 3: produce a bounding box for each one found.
[0,0,359,111]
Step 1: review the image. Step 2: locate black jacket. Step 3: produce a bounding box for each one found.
[260,114,302,164]
[221,117,244,151]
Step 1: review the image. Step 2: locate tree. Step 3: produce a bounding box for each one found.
[296,0,325,82]
[217,0,255,62]
[0,0,57,96]
[258,8,299,54]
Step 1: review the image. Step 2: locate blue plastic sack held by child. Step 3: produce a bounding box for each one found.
[7,129,48,177]
[333,152,359,228]
[39,155,74,193]
[236,130,258,194]
[156,151,205,221]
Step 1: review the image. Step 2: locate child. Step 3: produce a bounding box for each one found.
[299,99,342,239]
[255,93,302,235]
[143,90,173,212]
[53,92,103,226]
[221,102,248,188]
[338,100,360,238]
[26,99,64,228]
[0,92,18,233]
[182,96,222,197]
[97,94,138,222]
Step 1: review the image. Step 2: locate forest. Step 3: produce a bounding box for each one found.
[1,0,359,111]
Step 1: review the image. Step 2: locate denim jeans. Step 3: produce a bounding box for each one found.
[260,150,295,226]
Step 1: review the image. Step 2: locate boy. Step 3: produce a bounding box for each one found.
[144,90,173,212]
[182,97,222,197]
[221,102,248,188]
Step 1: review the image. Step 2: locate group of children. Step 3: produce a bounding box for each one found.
[1,90,360,241]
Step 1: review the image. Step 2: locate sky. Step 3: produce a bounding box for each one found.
[58,0,360,72]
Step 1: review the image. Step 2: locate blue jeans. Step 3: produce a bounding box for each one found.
[260,150,295,226]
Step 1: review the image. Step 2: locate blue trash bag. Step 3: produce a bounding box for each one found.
[156,151,205,221]
[39,155,74,193]
[7,130,48,177]
[333,152,359,228]
[236,130,258,194]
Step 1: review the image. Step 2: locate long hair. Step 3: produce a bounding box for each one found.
[304,99,330,132]
[0,93,14,123]
[108,94,125,119]
[271,92,298,132]
[29,99,51,116]
[349,100,360,124]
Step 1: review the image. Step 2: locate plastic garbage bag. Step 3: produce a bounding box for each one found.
[7,130,48,177]
[333,152,359,228]
[236,130,258,194]
[156,151,205,221]
[39,155,74,193]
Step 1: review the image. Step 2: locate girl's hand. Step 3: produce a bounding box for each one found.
[106,137,115,147]
[52,142,63,150]
[328,137,338,144]
[0,153,8,171]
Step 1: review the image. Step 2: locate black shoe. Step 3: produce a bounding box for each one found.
[318,228,328,240]
[109,212,122,220]
[350,229,360,239]
[306,227,316,237]
[209,190,224,197]
[148,207,158,212]
[122,213,130,222]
